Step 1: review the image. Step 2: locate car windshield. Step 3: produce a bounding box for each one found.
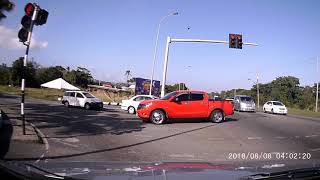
[273,102,284,106]
[82,92,95,98]
[240,97,253,102]
[1,1,320,178]
[160,91,178,100]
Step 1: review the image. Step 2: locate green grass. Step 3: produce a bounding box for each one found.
[256,106,320,119]
[0,85,64,101]
[287,108,320,119]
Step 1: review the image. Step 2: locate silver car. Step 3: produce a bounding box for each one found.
[62,91,103,110]
[233,95,256,112]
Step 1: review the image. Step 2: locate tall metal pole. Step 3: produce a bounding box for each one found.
[160,37,258,97]
[257,74,259,109]
[21,5,38,135]
[316,56,319,112]
[149,12,178,95]
[160,36,171,97]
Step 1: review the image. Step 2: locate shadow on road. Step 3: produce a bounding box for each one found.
[167,117,238,124]
[6,123,219,161]
[0,122,13,159]
[1,95,145,139]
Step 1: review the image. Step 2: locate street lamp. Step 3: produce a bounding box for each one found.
[248,74,259,108]
[149,11,178,95]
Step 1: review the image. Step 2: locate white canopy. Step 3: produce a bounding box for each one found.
[40,78,80,90]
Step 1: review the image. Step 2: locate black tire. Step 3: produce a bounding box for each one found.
[271,108,274,114]
[150,110,167,125]
[84,103,90,110]
[210,110,224,123]
[263,108,266,113]
[128,106,136,114]
[64,101,69,108]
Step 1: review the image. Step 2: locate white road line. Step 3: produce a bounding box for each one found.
[310,148,320,152]
[247,137,262,140]
[169,154,195,158]
[51,138,79,148]
[30,122,50,164]
[133,135,153,138]
[305,135,319,138]
[275,136,287,139]
[208,137,225,141]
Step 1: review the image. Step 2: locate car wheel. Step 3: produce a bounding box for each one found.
[271,108,274,114]
[263,108,266,113]
[128,106,136,114]
[84,103,90,110]
[64,101,69,108]
[210,110,224,123]
[150,110,166,125]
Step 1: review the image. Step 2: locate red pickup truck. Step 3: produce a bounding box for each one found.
[137,90,234,124]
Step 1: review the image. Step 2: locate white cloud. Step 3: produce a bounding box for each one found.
[0,25,48,50]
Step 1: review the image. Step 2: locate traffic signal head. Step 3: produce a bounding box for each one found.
[229,34,242,49]
[237,34,242,49]
[35,9,49,26]
[229,34,236,48]
[18,28,28,42]
[24,3,35,16]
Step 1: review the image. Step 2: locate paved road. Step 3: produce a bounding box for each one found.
[1,93,320,167]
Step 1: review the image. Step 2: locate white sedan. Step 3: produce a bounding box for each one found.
[121,95,158,114]
[263,101,288,115]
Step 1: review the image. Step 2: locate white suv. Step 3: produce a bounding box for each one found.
[62,91,103,110]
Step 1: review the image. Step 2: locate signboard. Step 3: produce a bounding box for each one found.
[134,78,160,97]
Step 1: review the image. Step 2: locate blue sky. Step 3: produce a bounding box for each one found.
[0,0,320,92]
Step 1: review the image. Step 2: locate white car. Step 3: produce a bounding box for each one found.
[121,95,158,114]
[62,91,103,110]
[263,101,287,115]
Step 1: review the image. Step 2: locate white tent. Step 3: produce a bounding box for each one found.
[40,78,80,90]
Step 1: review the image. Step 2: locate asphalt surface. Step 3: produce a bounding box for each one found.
[1,93,320,167]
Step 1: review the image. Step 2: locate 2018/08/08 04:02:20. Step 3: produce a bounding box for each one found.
[228,152,312,160]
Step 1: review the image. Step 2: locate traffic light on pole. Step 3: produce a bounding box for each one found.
[18,3,35,43]
[237,34,242,49]
[35,8,48,26]
[229,34,242,49]
[229,34,236,48]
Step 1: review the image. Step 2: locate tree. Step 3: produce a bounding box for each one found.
[36,66,64,85]
[11,57,38,87]
[124,70,132,84]
[0,63,11,85]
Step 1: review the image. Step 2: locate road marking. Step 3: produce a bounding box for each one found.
[208,137,225,141]
[64,137,80,143]
[51,138,79,148]
[169,154,195,158]
[247,137,262,140]
[305,135,319,138]
[310,148,320,152]
[275,136,287,139]
[133,134,153,138]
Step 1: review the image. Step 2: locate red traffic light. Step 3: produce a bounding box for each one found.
[24,3,35,16]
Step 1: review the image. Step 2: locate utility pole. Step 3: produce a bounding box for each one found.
[257,74,260,109]
[316,56,319,112]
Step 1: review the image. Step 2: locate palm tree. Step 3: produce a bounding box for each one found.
[124,70,132,84]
